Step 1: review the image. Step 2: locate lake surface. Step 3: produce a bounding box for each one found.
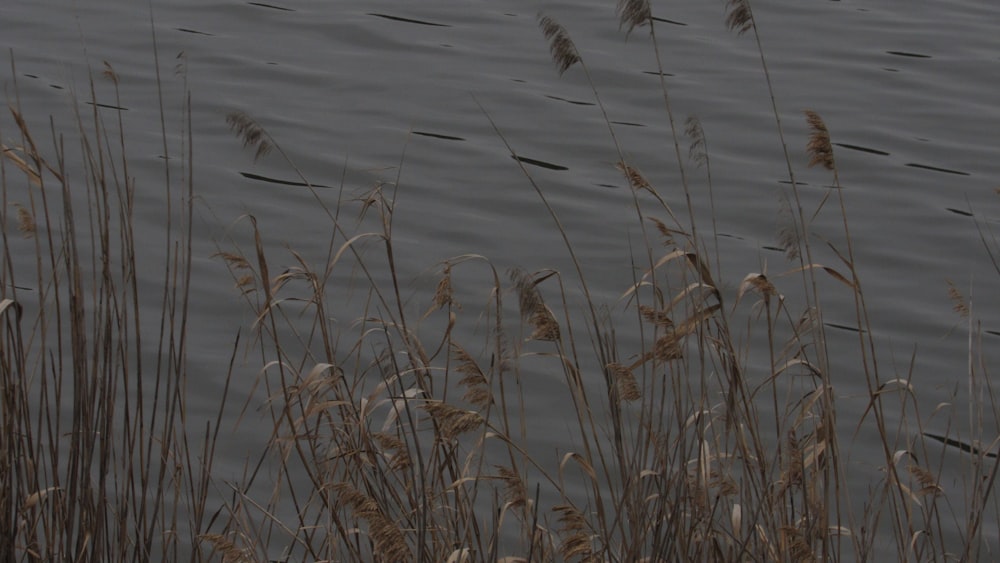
[3,0,1000,557]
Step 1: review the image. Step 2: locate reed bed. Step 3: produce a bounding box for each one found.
[1,2,998,561]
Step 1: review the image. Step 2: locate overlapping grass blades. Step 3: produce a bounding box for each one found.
[2,1,998,561]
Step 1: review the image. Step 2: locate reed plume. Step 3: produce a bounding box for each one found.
[804,110,835,170]
[453,343,494,408]
[510,268,561,341]
[198,534,253,563]
[333,483,410,561]
[538,14,581,75]
[725,0,754,35]
[102,60,120,85]
[616,0,651,36]
[608,362,641,402]
[616,160,652,192]
[373,432,412,472]
[906,464,943,497]
[947,279,970,317]
[684,116,708,167]
[14,204,35,237]
[496,465,528,509]
[433,263,456,310]
[553,504,595,561]
[423,401,484,441]
[226,111,273,162]
[776,195,801,260]
[639,304,673,328]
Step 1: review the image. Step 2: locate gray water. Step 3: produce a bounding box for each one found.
[4,0,1000,557]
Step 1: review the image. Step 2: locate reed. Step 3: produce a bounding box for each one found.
[0,58,209,560]
[1,3,998,562]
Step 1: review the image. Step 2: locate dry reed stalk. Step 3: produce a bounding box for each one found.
[0,51,212,560]
[1,143,43,186]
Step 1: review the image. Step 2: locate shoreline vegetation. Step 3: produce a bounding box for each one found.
[2,1,998,561]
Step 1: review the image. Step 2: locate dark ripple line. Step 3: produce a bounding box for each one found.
[905,163,970,176]
[825,322,864,333]
[545,95,594,106]
[512,155,568,171]
[248,2,294,11]
[651,16,687,26]
[368,13,451,27]
[176,28,214,36]
[924,432,998,458]
[412,131,465,141]
[86,101,128,111]
[240,172,332,188]
[886,50,931,58]
[834,142,889,156]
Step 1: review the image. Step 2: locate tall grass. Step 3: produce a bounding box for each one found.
[2,1,998,561]
[0,57,214,560]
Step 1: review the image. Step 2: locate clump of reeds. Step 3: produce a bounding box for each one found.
[1,58,215,560]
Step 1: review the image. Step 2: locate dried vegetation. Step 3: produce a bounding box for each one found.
[1,2,998,561]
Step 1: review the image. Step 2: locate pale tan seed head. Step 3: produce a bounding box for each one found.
[433,264,455,310]
[616,160,652,191]
[608,362,641,402]
[946,279,969,317]
[14,204,35,238]
[804,110,835,170]
[496,465,528,508]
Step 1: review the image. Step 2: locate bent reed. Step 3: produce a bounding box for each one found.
[1,2,998,561]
